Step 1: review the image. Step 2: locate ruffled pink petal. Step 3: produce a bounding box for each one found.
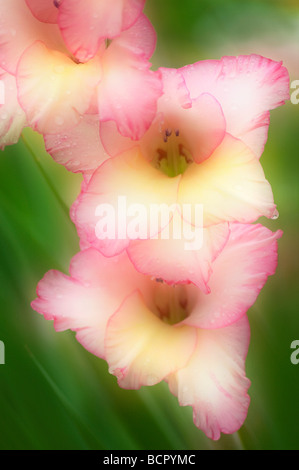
[98,16,162,140]
[174,93,226,164]
[105,291,197,389]
[16,41,101,134]
[183,224,282,329]
[100,119,137,157]
[113,13,157,61]
[44,114,109,175]
[0,0,64,74]
[139,68,226,164]
[127,217,230,294]
[25,0,59,23]
[181,55,289,157]
[31,249,142,358]
[73,147,180,256]
[0,69,27,149]
[122,0,146,31]
[178,134,276,226]
[168,316,251,440]
[58,0,146,63]
[101,68,225,162]
[99,67,191,158]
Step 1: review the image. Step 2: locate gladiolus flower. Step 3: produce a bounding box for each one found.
[71,57,288,257]
[26,0,146,63]
[101,55,290,159]
[31,223,281,440]
[44,54,289,177]
[72,135,277,260]
[0,0,161,139]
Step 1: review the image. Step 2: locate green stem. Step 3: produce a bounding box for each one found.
[21,133,72,221]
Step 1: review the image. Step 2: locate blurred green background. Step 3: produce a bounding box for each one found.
[0,0,298,450]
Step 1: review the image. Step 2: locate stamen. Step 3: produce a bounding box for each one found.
[165,129,172,137]
[175,129,180,137]
[53,0,61,8]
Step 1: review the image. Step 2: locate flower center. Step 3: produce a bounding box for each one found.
[152,280,191,325]
[152,128,193,177]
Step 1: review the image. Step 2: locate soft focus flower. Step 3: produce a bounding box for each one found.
[72,135,277,259]
[41,54,289,176]
[0,0,161,140]
[25,0,146,63]
[70,55,288,260]
[101,55,290,159]
[31,223,281,439]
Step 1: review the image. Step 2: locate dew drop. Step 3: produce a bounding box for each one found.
[271,209,279,220]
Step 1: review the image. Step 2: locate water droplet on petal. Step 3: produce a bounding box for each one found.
[271,209,279,220]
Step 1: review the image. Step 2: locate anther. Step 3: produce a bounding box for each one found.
[165,128,172,137]
[156,149,167,162]
[179,144,192,163]
[175,129,180,137]
[53,0,61,8]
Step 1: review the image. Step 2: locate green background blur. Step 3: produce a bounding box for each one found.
[0,0,298,450]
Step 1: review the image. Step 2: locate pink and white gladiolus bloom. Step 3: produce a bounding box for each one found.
[26,0,146,63]
[0,0,161,142]
[41,54,289,176]
[32,223,282,440]
[71,56,288,259]
[72,134,277,259]
[101,55,290,159]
